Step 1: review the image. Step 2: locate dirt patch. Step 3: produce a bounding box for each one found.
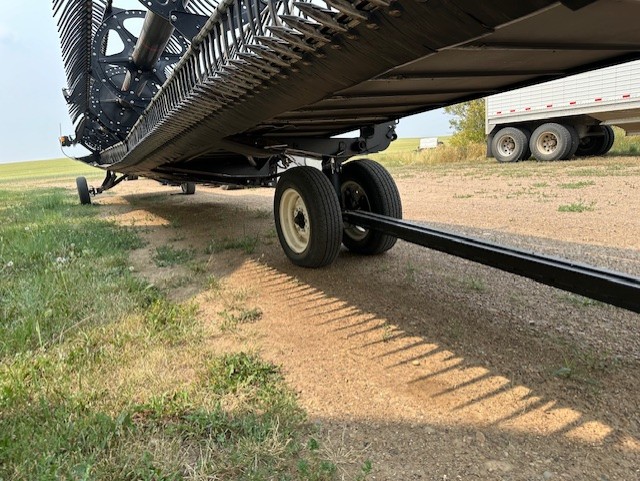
[82,157,638,480]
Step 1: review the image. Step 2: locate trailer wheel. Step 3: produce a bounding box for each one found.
[340,159,402,255]
[520,128,532,161]
[491,127,529,162]
[576,129,606,157]
[181,182,196,195]
[564,125,580,160]
[599,125,615,156]
[274,166,343,267]
[76,177,91,205]
[530,123,573,161]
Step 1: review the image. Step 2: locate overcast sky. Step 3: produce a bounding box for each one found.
[0,1,453,164]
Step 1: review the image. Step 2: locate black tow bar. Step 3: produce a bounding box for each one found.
[343,210,640,314]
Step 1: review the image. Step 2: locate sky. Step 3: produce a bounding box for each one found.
[0,1,453,164]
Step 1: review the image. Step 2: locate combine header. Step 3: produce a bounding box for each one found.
[53,0,640,312]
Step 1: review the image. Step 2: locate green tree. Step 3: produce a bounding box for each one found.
[444,99,486,146]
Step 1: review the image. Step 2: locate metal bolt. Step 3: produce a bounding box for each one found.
[170,15,177,22]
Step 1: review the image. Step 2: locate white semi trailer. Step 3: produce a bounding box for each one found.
[486,60,640,162]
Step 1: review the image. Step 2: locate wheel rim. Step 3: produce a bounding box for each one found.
[279,188,310,254]
[537,132,559,154]
[341,180,369,241]
[497,134,517,156]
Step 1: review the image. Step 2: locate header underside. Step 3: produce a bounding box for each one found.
[54,0,640,177]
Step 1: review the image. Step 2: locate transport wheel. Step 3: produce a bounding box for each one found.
[340,159,402,255]
[76,177,91,205]
[181,182,196,195]
[530,123,573,161]
[491,127,529,162]
[599,125,615,155]
[274,166,343,268]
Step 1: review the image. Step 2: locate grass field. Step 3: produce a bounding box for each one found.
[0,187,340,480]
[0,158,103,184]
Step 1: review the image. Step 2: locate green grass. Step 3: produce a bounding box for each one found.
[206,235,259,255]
[610,126,640,156]
[462,277,487,293]
[0,188,144,356]
[370,141,485,168]
[0,158,103,184]
[153,245,195,267]
[219,306,263,331]
[558,201,596,213]
[558,181,596,189]
[0,187,341,480]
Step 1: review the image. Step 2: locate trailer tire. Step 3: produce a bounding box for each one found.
[576,135,607,157]
[599,125,615,156]
[181,182,196,195]
[530,123,573,161]
[565,125,580,159]
[491,127,529,162]
[520,128,532,161]
[341,159,402,255]
[76,177,91,205]
[275,166,343,267]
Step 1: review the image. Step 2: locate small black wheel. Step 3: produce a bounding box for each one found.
[76,177,91,205]
[340,159,402,255]
[181,182,196,195]
[530,123,573,161]
[491,127,529,162]
[274,167,343,268]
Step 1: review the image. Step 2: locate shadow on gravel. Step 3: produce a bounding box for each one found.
[116,188,640,478]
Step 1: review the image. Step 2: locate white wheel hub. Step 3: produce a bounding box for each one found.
[279,188,310,254]
[537,132,559,154]
[497,135,516,156]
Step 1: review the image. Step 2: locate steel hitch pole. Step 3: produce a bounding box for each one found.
[343,210,640,314]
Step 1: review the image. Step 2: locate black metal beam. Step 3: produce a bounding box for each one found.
[455,42,640,52]
[379,70,564,80]
[343,211,640,313]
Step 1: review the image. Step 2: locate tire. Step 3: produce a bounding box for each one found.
[340,159,402,255]
[564,125,580,160]
[520,127,532,161]
[576,129,607,157]
[491,127,528,162]
[530,123,573,161]
[599,125,615,156]
[274,167,343,268]
[181,182,196,195]
[76,177,91,205]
